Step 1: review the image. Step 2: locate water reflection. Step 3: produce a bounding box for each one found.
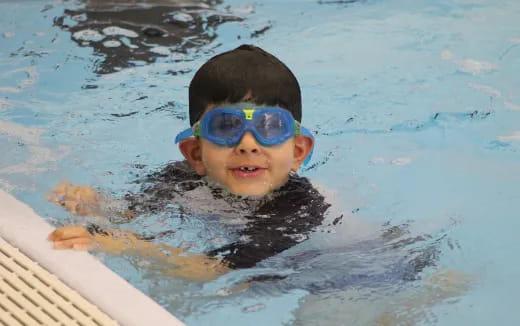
[54,0,243,74]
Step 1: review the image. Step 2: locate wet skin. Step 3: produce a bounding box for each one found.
[179,105,314,197]
[197,133,296,196]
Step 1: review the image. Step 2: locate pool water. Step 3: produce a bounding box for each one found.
[1,0,519,325]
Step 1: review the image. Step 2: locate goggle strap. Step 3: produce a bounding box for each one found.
[174,127,194,144]
[192,121,201,137]
[299,125,315,166]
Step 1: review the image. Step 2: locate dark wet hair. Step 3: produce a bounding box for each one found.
[188,44,302,125]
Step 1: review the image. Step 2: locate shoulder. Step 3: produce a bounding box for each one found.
[255,173,330,221]
[125,160,204,213]
[277,173,327,204]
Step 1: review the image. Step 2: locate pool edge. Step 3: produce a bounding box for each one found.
[0,189,185,326]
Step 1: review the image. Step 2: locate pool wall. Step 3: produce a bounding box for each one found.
[0,189,185,326]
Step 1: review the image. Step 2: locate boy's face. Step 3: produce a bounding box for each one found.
[198,133,296,196]
[179,105,313,197]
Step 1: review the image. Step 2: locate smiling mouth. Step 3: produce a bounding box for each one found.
[231,166,266,178]
[239,167,259,172]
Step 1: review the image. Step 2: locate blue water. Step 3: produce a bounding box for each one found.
[1,0,519,325]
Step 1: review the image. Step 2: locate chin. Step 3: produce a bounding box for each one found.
[229,187,271,198]
[227,181,278,197]
[228,178,289,198]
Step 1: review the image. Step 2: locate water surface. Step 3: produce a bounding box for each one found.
[1,0,519,325]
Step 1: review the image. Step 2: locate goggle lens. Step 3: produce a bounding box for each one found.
[209,113,243,139]
[253,111,289,140]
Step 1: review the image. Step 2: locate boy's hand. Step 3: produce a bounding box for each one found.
[48,225,152,255]
[47,181,102,216]
[47,226,94,250]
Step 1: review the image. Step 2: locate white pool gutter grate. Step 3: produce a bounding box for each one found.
[0,189,184,326]
[0,236,119,326]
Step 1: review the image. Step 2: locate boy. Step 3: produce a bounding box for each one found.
[48,44,329,281]
[47,46,471,319]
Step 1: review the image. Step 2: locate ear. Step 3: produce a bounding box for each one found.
[291,135,314,172]
[179,138,206,175]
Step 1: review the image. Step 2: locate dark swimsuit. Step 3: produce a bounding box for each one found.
[123,161,330,269]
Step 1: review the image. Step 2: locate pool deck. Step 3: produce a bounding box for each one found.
[0,189,185,326]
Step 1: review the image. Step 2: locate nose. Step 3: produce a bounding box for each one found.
[235,132,260,154]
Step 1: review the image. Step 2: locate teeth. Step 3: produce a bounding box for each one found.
[240,167,258,171]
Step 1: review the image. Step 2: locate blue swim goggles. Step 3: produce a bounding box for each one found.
[175,107,314,165]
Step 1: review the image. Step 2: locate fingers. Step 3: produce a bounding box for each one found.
[47,180,72,202]
[55,180,72,190]
[53,237,93,250]
[75,186,99,203]
[72,242,92,251]
[46,181,102,216]
[48,226,89,241]
[48,226,94,251]
[62,200,79,214]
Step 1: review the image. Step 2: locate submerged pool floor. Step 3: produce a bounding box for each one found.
[1,0,519,325]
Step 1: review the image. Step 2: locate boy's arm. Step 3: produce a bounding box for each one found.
[48,226,229,282]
